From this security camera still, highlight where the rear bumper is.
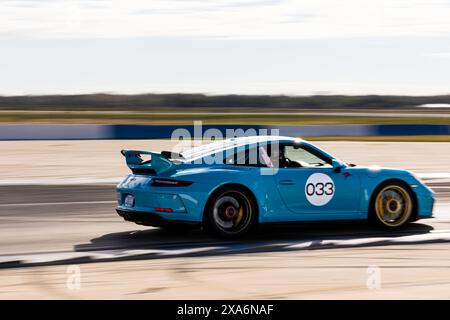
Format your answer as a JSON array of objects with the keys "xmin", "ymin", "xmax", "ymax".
[{"xmin": 116, "ymin": 208, "xmax": 201, "ymax": 227}]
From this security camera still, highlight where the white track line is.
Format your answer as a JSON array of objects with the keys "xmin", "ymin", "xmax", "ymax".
[
  {"xmin": 0, "ymin": 178, "xmax": 122, "ymax": 186},
  {"xmin": 0, "ymin": 200, "xmax": 116, "ymax": 207}
]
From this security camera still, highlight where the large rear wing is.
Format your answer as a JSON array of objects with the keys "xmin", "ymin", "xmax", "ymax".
[{"xmin": 121, "ymin": 150, "xmax": 176, "ymax": 175}]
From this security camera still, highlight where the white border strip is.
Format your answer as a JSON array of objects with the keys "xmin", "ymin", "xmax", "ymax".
[{"xmin": 1, "ymin": 230, "xmax": 450, "ymax": 269}]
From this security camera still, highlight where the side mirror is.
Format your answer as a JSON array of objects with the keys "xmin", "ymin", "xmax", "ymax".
[{"xmin": 332, "ymin": 159, "xmax": 345, "ymax": 173}]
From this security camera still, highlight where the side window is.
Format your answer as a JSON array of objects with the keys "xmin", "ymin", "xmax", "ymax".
[
  {"xmin": 277, "ymin": 144, "xmax": 331, "ymax": 168},
  {"xmin": 221, "ymin": 142, "xmax": 330, "ymax": 168},
  {"xmin": 223, "ymin": 146, "xmax": 267, "ymax": 167}
]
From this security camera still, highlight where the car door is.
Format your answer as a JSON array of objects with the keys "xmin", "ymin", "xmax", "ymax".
[{"xmin": 273, "ymin": 144, "xmax": 361, "ymax": 215}]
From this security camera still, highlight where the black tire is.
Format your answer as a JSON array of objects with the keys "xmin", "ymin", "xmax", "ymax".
[
  {"xmin": 203, "ymin": 185, "xmax": 257, "ymax": 239},
  {"xmin": 369, "ymin": 180, "xmax": 415, "ymax": 229}
]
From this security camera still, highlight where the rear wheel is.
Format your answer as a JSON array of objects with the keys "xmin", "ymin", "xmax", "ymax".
[
  {"xmin": 369, "ymin": 181, "xmax": 414, "ymax": 229},
  {"xmin": 204, "ymin": 186, "xmax": 257, "ymax": 239}
]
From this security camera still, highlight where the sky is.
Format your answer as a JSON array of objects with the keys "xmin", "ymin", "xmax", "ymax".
[{"xmin": 1, "ymin": 0, "xmax": 450, "ymax": 96}]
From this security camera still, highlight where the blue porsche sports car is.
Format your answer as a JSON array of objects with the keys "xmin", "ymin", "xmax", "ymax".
[{"xmin": 116, "ymin": 135, "xmax": 434, "ymax": 238}]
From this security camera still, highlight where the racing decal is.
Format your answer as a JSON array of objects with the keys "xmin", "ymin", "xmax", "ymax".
[{"xmin": 305, "ymin": 173, "xmax": 335, "ymax": 206}]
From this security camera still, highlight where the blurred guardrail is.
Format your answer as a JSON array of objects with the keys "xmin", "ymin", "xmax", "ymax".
[{"xmin": 1, "ymin": 124, "xmax": 450, "ymax": 140}]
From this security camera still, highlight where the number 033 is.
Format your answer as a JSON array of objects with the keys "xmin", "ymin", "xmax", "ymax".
[{"xmin": 306, "ymin": 182, "xmax": 334, "ymax": 196}]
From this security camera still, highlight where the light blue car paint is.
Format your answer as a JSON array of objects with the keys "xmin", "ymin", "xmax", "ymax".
[{"xmin": 116, "ymin": 136, "xmax": 435, "ymax": 224}]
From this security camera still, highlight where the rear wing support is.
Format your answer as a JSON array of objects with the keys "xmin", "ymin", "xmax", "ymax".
[{"xmin": 121, "ymin": 150, "xmax": 175, "ymax": 175}]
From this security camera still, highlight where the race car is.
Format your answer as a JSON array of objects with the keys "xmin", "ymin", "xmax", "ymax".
[{"xmin": 116, "ymin": 135, "xmax": 434, "ymax": 238}]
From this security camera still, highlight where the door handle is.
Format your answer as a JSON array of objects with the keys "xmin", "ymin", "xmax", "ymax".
[{"xmin": 279, "ymin": 180, "xmax": 296, "ymax": 185}]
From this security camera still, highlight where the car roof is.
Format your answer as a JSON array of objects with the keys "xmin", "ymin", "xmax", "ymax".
[{"xmin": 181, "ymin": 135, "xmax": 303, "ymax": 161}]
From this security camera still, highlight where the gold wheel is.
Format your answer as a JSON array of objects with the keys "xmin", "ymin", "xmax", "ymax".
[{"xmin": 375, "ymin": 185, "xmax": 412, "ymax": 227}]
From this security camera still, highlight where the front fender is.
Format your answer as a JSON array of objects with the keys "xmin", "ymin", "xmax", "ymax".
[{"xmin": 358, "ymin": 167, "xmax": 434, "ymax": 219}]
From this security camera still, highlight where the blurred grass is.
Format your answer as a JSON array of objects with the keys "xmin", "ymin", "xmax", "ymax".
[
  {"xmin": 1, "ymin": 111, "xmax": 450, "ymax": 125},
  {"xmin": 2, "ymin": 109, "xmax": 450, "ymax": 141}
]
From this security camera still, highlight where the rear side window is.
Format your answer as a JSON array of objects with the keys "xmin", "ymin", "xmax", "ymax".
[{"xmin": 223, "ymin": 146, "xmax": 268, "ymax": 167}]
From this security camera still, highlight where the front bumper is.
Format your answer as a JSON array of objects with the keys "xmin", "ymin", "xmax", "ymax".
[
  {"xmin": 413, "ymin": 184, "xmax": 435, "ymax": 219},
  {"xmin": 116, "ymin": 208, "xmax": 201, "ymax": 227}
]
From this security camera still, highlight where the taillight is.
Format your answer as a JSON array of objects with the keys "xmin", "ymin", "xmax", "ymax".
[
  {"xmin": 150, "ymin": 178, "xmax": 193, "ymax": 187},
  {"xmin": 155, "ymin": 207, "xmax": 173, "ymax": 213}
]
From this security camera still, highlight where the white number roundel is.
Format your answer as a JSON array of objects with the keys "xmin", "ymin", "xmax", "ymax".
[{"xmin": 305, "ymin": 173, "xmax": 335, "ymax": 206}]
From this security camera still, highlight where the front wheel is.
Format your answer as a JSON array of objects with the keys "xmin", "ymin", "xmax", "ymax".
[
  {"xmin": 369, "ymin": 181, "xmax": 414, "ymax": 229},
  {"xmin": 203, "ymin": 186, "xmax": 257, "ymax": 239}
]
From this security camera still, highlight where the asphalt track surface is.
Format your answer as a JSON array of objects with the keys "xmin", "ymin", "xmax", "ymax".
[
  {"xmin": 3, "ymin": 140, "xmax": 450, "ymax": 298},
  {"xmin": 1, "ymin": 181, "xmax": 450, "ymax": 298}
]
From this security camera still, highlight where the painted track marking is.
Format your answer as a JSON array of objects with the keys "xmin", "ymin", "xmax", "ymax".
[{"xmin": 0, "ymin": 200, "xmax": 116, "ymax": 207}]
